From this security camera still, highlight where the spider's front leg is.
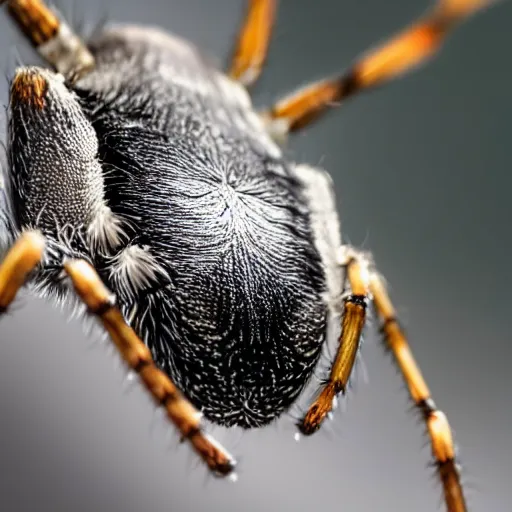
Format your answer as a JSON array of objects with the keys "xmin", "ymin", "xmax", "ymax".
[{"xmin": 0, "ymin": 231, "xmax": 45, "ymax": 316}]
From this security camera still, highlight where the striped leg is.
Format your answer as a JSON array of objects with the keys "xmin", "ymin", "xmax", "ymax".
[
  {"xmin": 229, "ymin": 0, "xmax": 277, "ymax": 87},
  {"xmin": 299, "ymin": 247, "xmax": 466, "ymax": 511},
  {"xmin": 2, "ymin": 0, "xmax": 95, "ymax": 80},
  {"xmin": 370, "ymin": 273, "xmax": 466, "ymax": 512},
  {"xmin": 0, "ymin": 234, "xmax": 235, "ymax": 475},
  {"xmin": 262, "ymin": 0, "xmax": 495, "ymax": 136},
  {"xmin": 0, "ymin": 231, "xmax": 45, "ymax": 316},
  {"xmin": 299, "ymin": 249, "xmax": 370, "ymax": 434},
  {"xmin": 64, "ymin": 259, "xmax": 236, "ymax": 477}
]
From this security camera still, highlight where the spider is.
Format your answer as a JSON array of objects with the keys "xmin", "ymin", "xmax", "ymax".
[{"xmin": 0, "ymin": 1, "xmax": 503, "ymax": 510}]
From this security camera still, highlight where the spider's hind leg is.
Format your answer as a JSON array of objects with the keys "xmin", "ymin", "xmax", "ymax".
[
  {"xmin": 229, "ymin": 0, "xmax": 277, "ymax": 87},
  {"xmin": 0, "ymin": 230, "xmax": 45, "ymax": 316},
  {"xmin": 2, "ymin": 0, "xmax": 95, "ymax": 80}
]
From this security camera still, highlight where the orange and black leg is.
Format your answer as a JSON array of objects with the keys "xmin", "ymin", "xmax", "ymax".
[
  {"xmin": 64, "ymin": 259, "xmax": 236, "ymax": 476},
  {"xmin": 0, "ymin": 234, "xmax": 236, "ymax": 476},
  {"xmin": 263, "ymin": 0, "xmax": 495, "ymax": 136},
  {"xmin": 229, "ymin": 0, "xmax": 277, "ymax": 87},
  {"xmin": 0, "ymin": 231, "xmax": 45, "ymax": 317},
  {"xmin": 2, "ymin": 0, "xmax": 95, "ymax": 79},
  {"xmin": 299, "ymin": 247, "xmax": 467, "ymax": 512},
  {"xmin": 370, "ymin": 272, "xmax": 466, "ymax": 512},
  {"xmin": 299, "ymin": 249, "xmax": 370, "ymax": 434}
]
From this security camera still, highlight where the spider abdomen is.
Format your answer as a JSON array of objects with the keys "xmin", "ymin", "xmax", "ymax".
[
  {"xmin": 71, "ymin": 26, "xmax": 330, "ymax": 427},
  {"xmin": 136, "ymin": 255, "xmax": 327, "ymax": 427}
]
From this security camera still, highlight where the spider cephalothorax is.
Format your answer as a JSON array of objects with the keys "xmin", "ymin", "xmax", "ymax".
[{"xmin": 0, "ymin": 1, "xmax": 500, "ymax": 510}]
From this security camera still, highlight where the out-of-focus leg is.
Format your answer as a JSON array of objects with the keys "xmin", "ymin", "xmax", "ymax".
[
  {"xmin": 229, "ymin": 0, "xmax": 277, "ymax": 87},
  {"xmin": 263, "ymin": 0, "xmax": 496, "ymax": 135},
  {"xmin": 2, "ymin": 0, "xmax": 95, "ymax": 80}
]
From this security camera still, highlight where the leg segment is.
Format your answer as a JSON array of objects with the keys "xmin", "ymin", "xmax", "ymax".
[
  {"xmin": 64, "ymin": 259, "xmax": 236, "ymax": 477},
  {"xmin": 299, "ymin": 246, "xmax": 467, "ymax": 511},
  {"xmin": 0, "ymin": 231, "xmax": 45, "ymax": 315},
  {"xmin": 2, "ymin": 0, "xmax": 95, "ymax": 80},
  {"xmin": 370, "ymin": 273, "xmax": 466, "ymax": 512},
  {"xmin": 299, "ymin": 250, "xmax": 370, "ymax": 435},
  {"xmin": 229, "ymin": 0, "xmax": 277, "ymax": 87},
  {"xmin": 263, "ymin": 0, "xmax": 495, "ymax": 134}
]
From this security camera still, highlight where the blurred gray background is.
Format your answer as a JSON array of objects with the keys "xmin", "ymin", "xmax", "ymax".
[{"xmin": 1, "ymin": 1, "xmax": 511, "ymax": 511}]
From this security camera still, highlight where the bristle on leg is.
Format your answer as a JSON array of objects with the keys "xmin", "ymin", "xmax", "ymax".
[
  {"xmin": 370, "ymin": 272, "xmax": 467, "ymax": 512},
  {"xmin": 299, "ymin": 254, "xmax": 369, "ymax": 435},
  {"xmin": 64, "ymin": 259, "xmax": 236, "ymax": 477}
]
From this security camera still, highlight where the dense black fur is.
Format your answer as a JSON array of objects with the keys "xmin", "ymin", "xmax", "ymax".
[{"xmin": 6, "ymin": 27, "xmax": 329, "ymax": 427}]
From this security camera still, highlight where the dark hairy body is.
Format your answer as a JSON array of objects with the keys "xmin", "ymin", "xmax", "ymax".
[
  {"xmin": 2, "ymin": 1, "xmax": 497, "ymax": 507},
  {"xmin": 7, "ymin": 26, "xmax": 337, "ymax": 428}
]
